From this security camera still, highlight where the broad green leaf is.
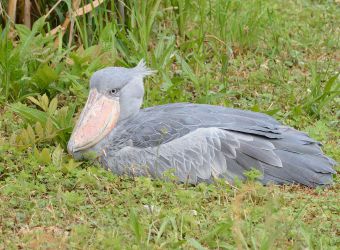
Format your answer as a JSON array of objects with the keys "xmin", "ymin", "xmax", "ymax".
[
  {"xmin": 129, "ymin": 209, "xmax": 143, "ymax": 245},
  {"xmin": 41, "ymin": 94, "xmax": 49, "ymax": 112},
  {"xmin": 45, "ymin": 118, "xmax": 55, "ymax": 138},
  {"xmin": 11, "ymin": 103, "xmax": 48, "ymax": 125},
  {"xmin": 35, "ymin": 122, "xmax": 44, "ymax": 140},
  {"xmin": 177, "ymin": 54, "xmax": 199, "ymax": 85},
  {"xmin": 9, "ymin": 133, "xmax": 17, "ymax": 145},
  {"xmin": 324, "ymin": 73, "xmax": 339, "ymax": 93},
  {"xmin": 33, "ymin": 65, "xmax": 59, "ymax": 90},
  {"xmin": 61, "ymin": 159, "xmax": 82, "ymax": 174},
  {"xmin": 27, "ymin": 96, "xmax": 41, "ymax": 108},
  {"xmin": 20, "ymin": 129, "xmax": 30, "ymax": 145},
  {"xmin": 48, "ymin": 97, "xmax": 58, "ymax": 115},
  {"xmin": 31, "ymin": 16, "xmax": 46, "ymax": 33},
  {"xmin": 15, "ymin": 24, "xmax": 31, "ymax": 41},
  {"xmin": 52, "ymin": 145, "xmax": 63, "ymax": 167},
  {"xmin": 26, "ymin": 125, "xmax": 36, "ymax": 144},
  {"xmin": 34, "ymin": 147, "xmax": 40, "ymax": 160},
  {"xmin": 40, "ymin": 148, "xmax": 51, "ymax": 164}
]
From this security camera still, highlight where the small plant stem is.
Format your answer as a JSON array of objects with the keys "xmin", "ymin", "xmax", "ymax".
[
  {"xmin": 24, "ymin": 0, "xmax": 31, "ymax": 28},
  {"xmin": 7, "ymin": 0, "xmax": 18, "ymax": 23}
]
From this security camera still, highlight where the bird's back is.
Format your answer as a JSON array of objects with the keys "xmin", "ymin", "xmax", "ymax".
[{"xmin": 103, "ymin": 103, "xmax": 336, "ymax": 187}]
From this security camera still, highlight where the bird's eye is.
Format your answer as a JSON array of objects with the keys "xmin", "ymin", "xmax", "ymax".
[{"xmin": 110, "ymin": 89, "xmax": 118, "ymax": 95}]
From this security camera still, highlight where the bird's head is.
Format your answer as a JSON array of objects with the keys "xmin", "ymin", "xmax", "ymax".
[{"xmin": 67, "ymin": 60, "xmax": 154, "ymax": 155}]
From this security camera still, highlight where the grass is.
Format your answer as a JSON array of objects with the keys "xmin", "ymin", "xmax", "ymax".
[{"xmin": 0, "ymin": 0, "xmax": 339, "ymax": 248}]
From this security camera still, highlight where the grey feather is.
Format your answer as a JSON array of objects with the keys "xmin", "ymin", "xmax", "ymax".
[{"xmin": 83, "ymin": 103, "xmax": 336, "ymax": 187}]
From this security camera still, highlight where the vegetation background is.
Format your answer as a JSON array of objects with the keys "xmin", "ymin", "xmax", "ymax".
[{"xmin": 0, "ymin": 0, "xmax": 339, "ymax": 249}]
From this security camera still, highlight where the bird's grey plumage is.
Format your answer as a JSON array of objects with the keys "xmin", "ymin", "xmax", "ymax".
[
  {"xmin": 97, "ymin": 103, "xmax": 336, "ymax": 187},
  {"xmin": 68, "ymin": 62, "xmax": 336, "ymax": 187}
]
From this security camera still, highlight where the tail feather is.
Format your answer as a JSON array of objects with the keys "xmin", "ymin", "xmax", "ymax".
[
  {"xmin": 276, "ymin": 150, "xmax": 336, "ymax": 174},
  {"xmin": 260, "ymin": 160, "xmax": 333, "ymax": 187},
  {"xmin": 271, "ymin": 139, "xmax": 322, "ymax": 155},
  {"xmin": 223, "ymin": 128, "xmax": 337, "ymax": 187}
]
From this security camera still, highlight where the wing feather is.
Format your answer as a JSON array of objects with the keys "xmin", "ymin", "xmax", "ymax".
[{"xmin": 103, "ymin": 103, "xmax": 336, "ymax": 186}]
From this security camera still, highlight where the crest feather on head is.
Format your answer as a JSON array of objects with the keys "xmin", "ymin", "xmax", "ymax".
[{"xmin": 133, "ymin": 59, "xmax": 156, "ymax": 77}]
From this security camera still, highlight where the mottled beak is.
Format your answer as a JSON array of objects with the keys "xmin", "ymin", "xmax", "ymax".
[{"xmin": 68, "ymin": 88, "xmax": 120, "ymax": 154}]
